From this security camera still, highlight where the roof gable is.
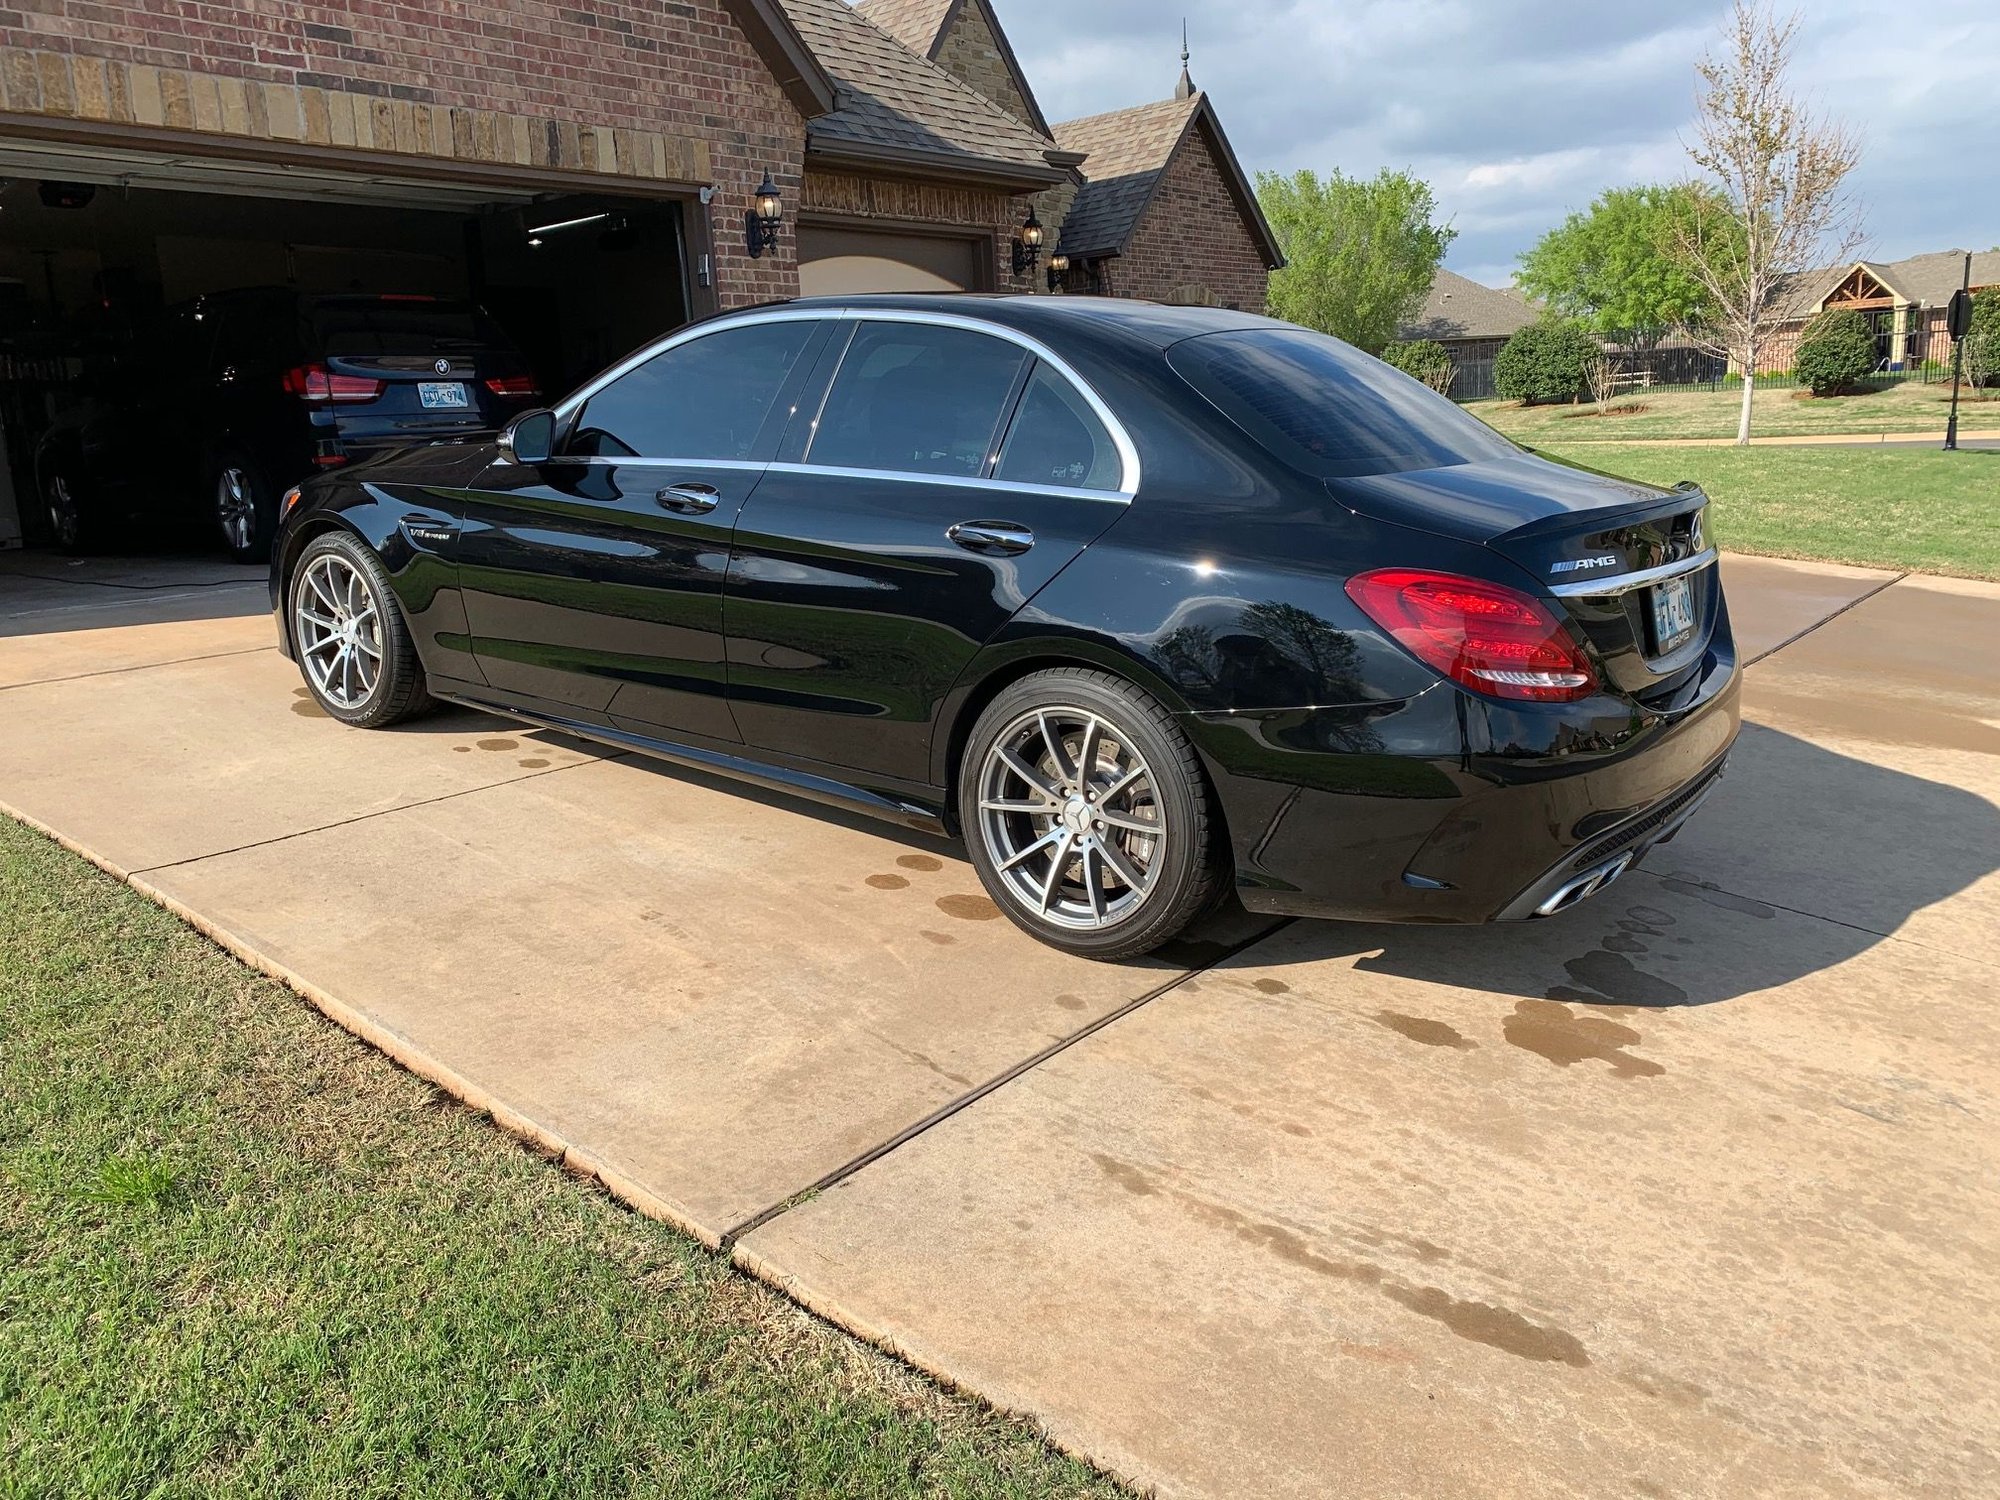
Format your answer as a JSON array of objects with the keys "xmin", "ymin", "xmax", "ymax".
[
  {"xmin": 854, "ymin": 0, "xmax": 1052, "ymax": 137},
  {"xmin": 779, "ymin": 0, "xmax": 1063, "ymax": 187},
  {"xmin": 1053, "ymin": 92, "xmax": 1282, "ymax": 269},
  {"xmin": 1400, "ymin": 270, "xmax": 1541, "ymax": 342},
  {"xmin": 724, "ymin": 0, "xmax": 838, "ymax": 118}
]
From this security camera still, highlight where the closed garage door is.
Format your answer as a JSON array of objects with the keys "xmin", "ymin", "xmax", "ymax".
[{"xmin": 797, "ymin": 225, "xmax": 988, "ymax": 296}]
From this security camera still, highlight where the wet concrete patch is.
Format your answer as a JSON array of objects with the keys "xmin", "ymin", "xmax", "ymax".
[
  {"xmin": 1503, "ymin": 999, "xmax": 1665, "ymax": 1078},
  {"xmin": 1373, "ymin": 1011, "xmax": 1476, "ymax": 1050},
  {"xmin": 935, "ymin": 893, "xmax": 1002, "ymax": 921}
]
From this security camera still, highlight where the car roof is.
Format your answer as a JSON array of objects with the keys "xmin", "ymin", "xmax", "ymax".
[{"xmin": 774, "ymin": 293, "xmax": 1280, "ymax": 350}]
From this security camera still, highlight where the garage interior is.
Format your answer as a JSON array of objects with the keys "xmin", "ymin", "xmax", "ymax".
[{"xmin": 0, "ymin": 137, "xmax": 693, "ymax": 551}]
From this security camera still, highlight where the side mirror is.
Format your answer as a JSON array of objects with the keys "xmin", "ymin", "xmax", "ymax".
[{"xmin": 498, "ymin": 409, "xmax": 557, "ymax": 465}]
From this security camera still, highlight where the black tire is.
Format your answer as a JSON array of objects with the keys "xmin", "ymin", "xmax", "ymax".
[
  {"xmin": 211, "ymin": 450, "xmax": 278, "ymax": 564},
  {"xmin": 289, "ymin": 530, "xmax": 434, "ymax": 729},
  {"xmin": 40, "ymin": 460, "xmax": 98, "ymax": 554},
  {"xmin": 958, "ymin": 667, "xmax": 1223, "ymax": 960}
]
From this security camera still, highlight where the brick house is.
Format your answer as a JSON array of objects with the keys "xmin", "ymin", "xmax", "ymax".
[
  {"xmin": 1399, "ymin": 270, "xmax": 1542, "ymax": 400},
  {"xmin": 1757, "ymin": 248, "xmax": 2000, "ymax": 375}
]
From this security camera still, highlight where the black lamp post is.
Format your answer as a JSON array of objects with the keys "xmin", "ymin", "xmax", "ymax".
[
  {"xmin": 745, "ymin": 171, "xmax": 783, "ymax": 258},
  {"xmin": 1011, "ymin": 206, "xmax": 1044, "ymax": 277}
]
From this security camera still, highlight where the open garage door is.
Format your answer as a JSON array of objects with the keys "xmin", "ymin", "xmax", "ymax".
[
  {"xmin": 0, "ymin": 137, "xmax": 692, "ymax": 554},
  {"xmin": 798, "ymin": 225, "xmax": 989, "ymax": 296}
]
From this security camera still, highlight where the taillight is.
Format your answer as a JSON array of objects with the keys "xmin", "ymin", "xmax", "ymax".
[
  {"xmin": 282, "ymin": 364, "xmax": 384, "ymax": 403},
  {"xmin": 484, "ymin": 375, "xmax": 541, "ymax": 398},
  {"xmin": 1345, "ymin": 568, "xmax": 1598, "ymax": 703}
]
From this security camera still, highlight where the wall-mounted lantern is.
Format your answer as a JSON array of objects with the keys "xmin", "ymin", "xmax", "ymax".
[
  {"xmin": 746, "ymin": 171, "xmax": 783, "ymax": 258},
  {"xmin": 1046, "ymin": 250, "xmax": 1070, "ymax": 294},
  {"xmin": 1011, "ymin": 206, "xmax": 1044, "ymax": 277}
]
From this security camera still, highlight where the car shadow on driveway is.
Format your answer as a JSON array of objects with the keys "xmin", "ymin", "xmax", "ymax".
[{"xmin": 1218, "ymin": 722, "xmax": 2000, "ymax": 1008}]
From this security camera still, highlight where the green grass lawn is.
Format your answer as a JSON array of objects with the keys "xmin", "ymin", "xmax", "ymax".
[
  {"xmin": 1537, "ymin": 444, "xmax": 2000, "ymax": 580},
  {"xmin": 0, "ymin": 818, "xmax": 1120, "ymax": 1500},
  {"xmin": 1468, "ymin": 380, "xmax": 1997, "ymax": 443}
]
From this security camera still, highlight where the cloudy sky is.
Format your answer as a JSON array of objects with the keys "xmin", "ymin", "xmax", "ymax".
[{"xmin": 991, "ymin": 0, "xmax": 2000, "ymax": 287}]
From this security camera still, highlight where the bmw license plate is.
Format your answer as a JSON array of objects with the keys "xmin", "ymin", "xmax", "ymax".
[
  {"xmin": 417, "ymin": 381, "xmax": 469, "ymax": 409},
  {"xmin": 1650, "ymin": 574, "xmax": 1696, "ymax": 653}
]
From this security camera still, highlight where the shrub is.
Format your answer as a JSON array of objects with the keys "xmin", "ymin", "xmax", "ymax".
[
  {"xmin": 1964, "ymin": 286, "xmax": 1999, "ymax": 391},
  {"xmin": 1794, "ymin": 308, "xmax": 1877, "ymax": 395},
  {"xmin": 1493, "ymin": 318, "xmax": 1601, "ymax": 404},
  {"xmin": 1380, "ymin": 339, "xmax": 1455, "ymax": 394}
]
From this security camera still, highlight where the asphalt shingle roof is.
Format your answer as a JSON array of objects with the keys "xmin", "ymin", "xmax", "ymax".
[
  {"xmin": 1401, "ymin": 269, "xmax": 1542, "ymax": 342},
  {"xmin": 1795, "ymin": 248, "xmax": 2000, "ymax": 311},
  {"xmin": 779, "ymin": 0, "xmax": 1058, "ymax": 181},
  {"xmin": 1050, "ymin": 94, "xmax": 1202, "ymax": 259}
]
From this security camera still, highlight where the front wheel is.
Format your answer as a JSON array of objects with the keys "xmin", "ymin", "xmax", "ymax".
[
  {"xmin": 959, "ymin": 668, "xmax": 1223, "ymax": 960},
  {"xmin": 290, "ymin": 531, "xmax": 433, "ymax": 728}
]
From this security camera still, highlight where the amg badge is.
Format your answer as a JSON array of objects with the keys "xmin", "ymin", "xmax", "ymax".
[{"xmin": 1549, "ymin": 555, "xmax": 1620, "ymax": 574}]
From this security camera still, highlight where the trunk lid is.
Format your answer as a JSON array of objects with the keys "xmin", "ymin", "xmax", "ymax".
[{"xmin": 1330, "ymin": 451, "xmax": 1719, "ymax": 701}]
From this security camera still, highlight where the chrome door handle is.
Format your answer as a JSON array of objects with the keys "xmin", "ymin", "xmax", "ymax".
[
  {"xmin": 655, "ymin": 482, "xmax": 721, "ymax": 515},
  {"xmin": 947, "ymin": 520, "xmax": 1034, "ymax": 556}
]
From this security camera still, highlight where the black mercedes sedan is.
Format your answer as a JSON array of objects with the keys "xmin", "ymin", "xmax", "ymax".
[{"xmin": 270, "ymin": 295, "xmax": 1739, "ymax": 959}]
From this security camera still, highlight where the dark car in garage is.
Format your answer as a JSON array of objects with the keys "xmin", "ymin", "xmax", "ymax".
[
  {"xmin": 269, "ymin": 295, "xmax": 1739, "ymax": 959},
  {"xmin": 35, "ymin": 288, "xmax": 542, "ymax": 562}
]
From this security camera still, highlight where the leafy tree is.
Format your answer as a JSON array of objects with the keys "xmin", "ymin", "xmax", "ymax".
[
  {"xmin": 1667, "ymin": 2, "xmax": 1863, "ymax": 442},
  {"xmin": 1257, "ymin": 168, "xmax": 1454, "ymax": 353},
  {"xmin": 1380, "ymin": 339, "xmax": 1455, "ymax": 393},
  {"xmin": 1516, "ymin": 185, "xmax": 1721, "ymax": 346},
  {"xmin": 1494, "ymin": 318, "xmax": 1601, "ymax": 404},
  {"xmin": 1793, "ymin": 308, "xmax": 1875, "ymax": 395}
]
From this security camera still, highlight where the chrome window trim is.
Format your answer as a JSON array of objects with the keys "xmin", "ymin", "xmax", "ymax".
[
  {"xmin": 516, "ymin": 454, "xmax": 1128, "ymax": 503},
  {"xmin": 552, "ymin": 304, "xmax": 1140, "ymax": 501},
  {"xmin": 1547, "ymin": 547, "xmax": 1719, "ymax": 599}
]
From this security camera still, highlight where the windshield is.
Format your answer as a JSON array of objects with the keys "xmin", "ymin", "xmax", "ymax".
[
  {"xmin": 1167, "ymin": 327, "xmax": 1520, "ymax": 478},
  {"xmin": 309, "ymin": 298, "xmax": 515, "ymax": 357}
]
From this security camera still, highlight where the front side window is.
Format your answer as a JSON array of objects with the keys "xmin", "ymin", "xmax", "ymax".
[
  {"xmin": 1169, "ymin": 327, "xmax": 1520, "ymax": 478},
  {"xmin": 808, "ymin": 322, "xmax": 1027, "ymax": 478},
  {"xmin": 995, "ymin": 362, "xmax": 1123, "ymax": 491},
  {"xmin": 568, "ymin": 320, "xmax": 818, "ymax": 461}
]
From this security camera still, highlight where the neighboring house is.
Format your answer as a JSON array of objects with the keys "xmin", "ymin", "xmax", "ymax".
[
  {"xmin": 1763, "ymin": 248, "xmax": 2000, "ymax": 374},
  {"xmin": 1399, "ymin": 271, "xmax": 1542, "ymax": 399}
]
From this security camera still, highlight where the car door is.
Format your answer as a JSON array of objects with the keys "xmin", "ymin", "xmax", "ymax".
[
  {"xmin": 725, "ymin": 316, "xmax": 1134, "ymax": 786},
  {"xmin": 454, "ymin": 316, "xmax": 831, "ymax": 743}
]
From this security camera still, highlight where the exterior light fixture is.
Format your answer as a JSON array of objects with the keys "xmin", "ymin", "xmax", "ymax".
[
  {"xmin": 746, "ymin": 171, "xmax": 783, "ymax": 258},
  {"xmin": 1012, "ymin": 206, "xmax": 1044, "ymax": 277},
  {"xmin": 1047, "ymin": 249, "xmax": 1070, "ymax": 293}
]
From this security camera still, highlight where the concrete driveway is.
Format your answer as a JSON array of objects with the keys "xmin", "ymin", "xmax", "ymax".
[{"xmin": 4, "ymin": 547, "xmax": 1996, "ymax": 1498}]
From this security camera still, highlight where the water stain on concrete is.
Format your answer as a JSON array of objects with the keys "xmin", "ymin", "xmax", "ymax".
[
  {"xmin": 1253, "ymin": 978, "xmax": 1290, "ymax": 995},
  {"xmin": 518, "ymin": 758, "xmax": 550, "ymax": 769},
  {"xmin": 476, "ymin": 738, "xmax": 518, "ymax": 751},
  {"xmin": 1374, "ymin": 1011, "xmax": 1477, "ymax": 1050},
  {"xmin": 1054, "ymin": 993, "xmax": 1087, "ymax": 1011},
  {"xmin": 935, "ymin": 893, "xmax": 1002, "ymax": 921},
  {"xmin": 1563, "ymin": 950, "xmax": 1689, "ymax": 1007},
  {"xmin": 896, "ymin": 853, "xmax": 945, "ymax": 872},
  {"xmin": 867, "ymin": 1032, "xmax": 971, "ymax": 1088},
  {"xmin": 1662, "ymin": 877, "xmax": 1777, "ymax": 919},
  {"xmin": 1095, "ymin": 1162, "xmax": 1593, "ymax": 1368},
  {"xmin": 1505, "ymin": 999, "xmax": 1665, "ymax": 1078},
  {"xmin": 918, "ymin": 929, "xmax": 956, "ymax": 946},
  {"xmin": 866, "ymin": 873, "xmax": 910, "ymax": 891},
  {"xmin": 289, "ymin": 699, "xmax": 327, "ymax": 718},
  {"xmin": 1603, "ymin": 934, "xmax": 1647, "ymax": 954}
]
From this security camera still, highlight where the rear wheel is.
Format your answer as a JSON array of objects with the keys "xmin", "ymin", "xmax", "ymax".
[
  {"xmin": 290, "ymin": 531, "xmax": 433, "ymax": 728},
  {"xmin": 42, "ymin": 464, "xmax": 97, "ymax": 554},
  {"xmin": 959, "ymin": 668, "xmax": 1222, "ymax": 960},
  {"xmin": 213, "ymin": 451, "xmax": 277, "ymax": 563}
]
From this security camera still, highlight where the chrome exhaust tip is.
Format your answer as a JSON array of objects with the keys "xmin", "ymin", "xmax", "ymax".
[{"xmin": 1534, "ymin": 852, "xmax": 1635, "ymax": 918}]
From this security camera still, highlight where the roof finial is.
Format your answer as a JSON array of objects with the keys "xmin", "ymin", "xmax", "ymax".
[{"xmin": 1175, "ymin": 19, "xmax": 1195, "ymax": 99}]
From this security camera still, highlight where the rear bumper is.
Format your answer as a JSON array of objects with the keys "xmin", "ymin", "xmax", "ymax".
[{"xmin": 1200, "ymin": 649, "xmax": 1741, "ymax": 924}]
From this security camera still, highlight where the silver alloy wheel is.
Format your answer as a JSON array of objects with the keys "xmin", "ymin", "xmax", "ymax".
[
  {"xmin": 294, "ymin": 554, "xmax": 384, "ymax": 710},
  {"xmin": 216, "ymin": 466, "xmax": 256, "ymax": 552},
  {"xmin": 976, "ymin": 706, "xmax": 1164, "ymax": 930},
  {"xmin": 47, "ymin": 474, "xmax": 79, "ymax": 548}
]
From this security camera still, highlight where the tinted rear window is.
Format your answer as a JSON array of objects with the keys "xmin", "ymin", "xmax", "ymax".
[
  {"xmin": 309, "ymin": 299, "xmax": 514, "ymax": 357},
  {"xmin": 1167, "ymin": 328, "xmax": 1518, "ymax": 478}
]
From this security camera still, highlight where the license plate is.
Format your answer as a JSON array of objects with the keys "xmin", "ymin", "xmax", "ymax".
[
  {"xmin": 417, "ymin": 381, "xmax": 469, "ymax": 409},
  {"xmin": 1651, "ymin": 575, "xmax": 1696, "ymax": 653}
]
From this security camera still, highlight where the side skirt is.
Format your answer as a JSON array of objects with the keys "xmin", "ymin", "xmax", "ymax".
[{"xmin": 430, "ymin": 688, "xmax": 950, "ymax": 837}]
